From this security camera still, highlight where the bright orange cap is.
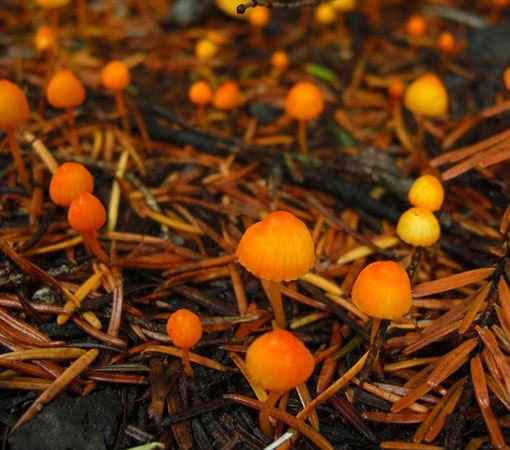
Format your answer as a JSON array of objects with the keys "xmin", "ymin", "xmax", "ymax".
[
  {"xmin": 49, "ymin": 162, "xmax": 94, "ymax": 206},
  {"xmin": 245, "ymin": 329, "xmax": 315, "ymax": 392},
  {"xmin": 285, "ymin": 81, "xmax": 324, "ymax": 121},
  {"xmin": 195, "ymin": 38, "xmax": 218, "ymax": 61},
  {"xmin": 405, "ymin": 15, "xmax": 427, "ymax": 37},
  {"xmin": 271, "ymin": 50, "xmax": 289, "ymax": 71},
  {"xmin": 408, "ymin": 174, "xmax": 444, "ymax": 211},
  {"xmin": 212, "ymin": 81, "xmax": 241, "ymax": 110},
  {"xmin": 101, "ymin": 61, "xmax": 130, "ymax": 92},
  {"xmin": 351, "ymin": 260, "xmax": 412, "ymax": 320},
  {"xmin": 34, "ymin": 25, "xmax": 57, "ymax": 52},
  {"xmin": 314, "ymin": 3, "xmax": 337, "ymax": 25},
  {"xmin": 46, "ymin": 70, "xmax": 86, "ymax": 109},
  {"xmin": 236, "ymin": 210, "xmax": 315, "ymax": 282},
  {"xmin": 35, "ymin": 0, "xmax": 71, "ymax": 8},
  {"xmin": 331, "ymin": 0, "xmax": 356, "ymax": 11},
  {"xmin": 396, "ymin": 207, "xmax": 441, "ymax": 247},
  {"xmin": 437, "ymin": 32, "xmax": 455, "ymax": 54},
  {"xmin": 166, "ymin": 309, "xmax": 203, "ymax": 350},
  {"xmin": 503, "ymin": 67, "xmax": 510, "ymax": 91},
  {"xmin": 403, "ymin": 73, "xmax": 448, "ymax": 117},
  {"xmin": 247, "ymin": 6, "xmax": 270, "ymax": 27},
  {"xmin": 188, "ymin": 80, "xmax": 213, "ymax": 105},
  {"xmin": 0, "ymin": 80, "xmax": 30, "ymax": 128},
  {"xmin": 68, "ymin": 192, "xmax": 106, "ymax": 233}
]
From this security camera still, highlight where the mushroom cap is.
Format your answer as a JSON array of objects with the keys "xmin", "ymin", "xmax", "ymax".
[
  {"xmin": 101, "ymin": 61, "xmax": 130, "ymax": 92},
  {"xmin": 396, "ymin": 207, "xmax": 441, "ymax": 247},
  {"xmin": 330, "ymin": 0, "xmax": 356, "ymax": 12},
  {"xmin": 351, "ymin": 260, "xmax": 412, "ymax": 320},
  {"xmin": 35, "ymin": 0, "xmax": 71, "ymax": 8},
  {"xmin": 271, "ymin": 50, "xmax": 289, "ymax": 71},
  {"xmin": 503, "ymin": 67, "xmax": 510, "ymax": 91},
  {"xmin": 34, "ymin": 25, "xmax": 57, "ymax": 52},
  {"xmin": 436, "ymin": 32, "xmax": 455, "ymax": 54},
  {"xmin": 408, "ymin": 174, "xmax": 444, "ymax": 211},
  {"xmin": 0, "ymin": 80, "xmax": 30, "ymax": 128},
  {"xmin": 405, "ymin": 15, "xmax": 427, "ymax": 37},
  {"xmin": 166, "ymin": 309, "xmax": 203, "ymax": 350},
  {"xmin": 188, "ymin": 80, "xmax": 213, "ymax": 105},
  {"xmin": 49, "ymin": 162, "xmax": 94, "ymax": 207},
  {"xmin": 403, "ymin": 73, "xmax": 448, "ymax": 117},
  {"xmin": 214, "ymin": 0, "xmax": 246, "ymax": 19},
  {"xmin": 68, "ymin": 192, "xmax": 106, "ymax": 233},
  {"xmin": 285, "ymin": 81, "xmax": 324, "ymax": 121},
  {"xmin": 212, "ymin": 81, "xmax": 241, "ymax": 110},
  {"xmin": 314, "ymin": 3, "xmax": 337, "ymax": 25},
  {"xmin": 247, "ymin": 6, "xmax": 271, "ymax": 28},
  {"xmin": 194, "ymin": 38, "xmax": 218, "ymax": 61},
  {"xmin": 46, "ymin": 70, "xmax": 86, "ymax": 109},
  {"xmin": 236, "ymin": 210, "xmax": 315, "ymax": 282},
  {"xmin": 245, "ymin": 329, "xmax": 315, "ymax": 392}
]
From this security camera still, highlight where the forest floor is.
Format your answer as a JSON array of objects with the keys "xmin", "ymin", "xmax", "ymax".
[{"xmin": 0, "ymin": 1, "xmax": 510, "ymax": 449}]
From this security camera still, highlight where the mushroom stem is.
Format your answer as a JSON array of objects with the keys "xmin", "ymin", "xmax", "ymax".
[
  {"xmin": 196, "ymin": 104, "xmax": 207, "ymax": 129},
  {"xmin": 297, "ymin": 119, "xmax": 309, "ymax": 155},
  {"xmin": 266, "ymin": 279, "xmax": 286, "ymax": 329},
  {"xmin": 406, "ymin": 246, "xmax": 424, "ymax": 283},
  {"xmin": 181, "ymin": 348, "xmax": 194, "ymax": 377},
  {"xmin": 65, "ymin": 107, "xmax": 81, "ymax": 155},
  {"xmin": 114, "ymin": 90, "xmax": 129, "ymax": 133},
  {"xmin": 80, "ymin": 230, "xmax": 110, "ymax": 263},
  {"xmin": 259, "ymin": 390, "xmax": 282, "ymax": 438},
  {"xmin": 6, "ymin": 125, "xmax": 31, "ymax": 193}
]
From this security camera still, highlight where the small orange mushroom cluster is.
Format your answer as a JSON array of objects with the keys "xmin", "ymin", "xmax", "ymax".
[
  {"xmin": 396, "ymin": 174, "xmax": 443, "ymax": 247},
  {"xmin": 49, "ymin": 162, "xmax": 109, "ymax": 263}
]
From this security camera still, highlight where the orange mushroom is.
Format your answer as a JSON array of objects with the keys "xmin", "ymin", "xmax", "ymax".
[
  {"xmin": 351, "ymin": 260, "xmax": 412, "ymax": 322},
  {"xmin": 188, "ymin": 80, "xmax": 213, "ymax": 128},
  {"xmin": 245, "ymin": 329, "xmax": 315, "ymax": 437},
  {"xmin": 166, "ymin": 308, "xmax": 203, "ymax": 376},
  {"xmin": 396, "ymin": 206, "xmax": 441, "ymax": 247},
  {"xmin": 270, "ymin": 50, "xmax": 289, "ymax": 79},
  {"xmin": 247, "ymin": 7, "xmax": 270, "ymax": 45},
  {"xmin": 405, "ymin": 15, "xmax": 427, "ymax": 53},
  {"xmin": 49, "ymin": 162, "xmax": 94, "ymax": 207},
  {"xmin": 67, "ymin": 192, "xmax": 109, "ymax": 263},
  {"xmin": 351, "ymin": 260, "xmax": 412, "ymax": 372},
  {"xmin": 403, "ymin": 73, "xmax": 448, "ymax": 148},
  {"xmin": 408, "ymin": 174, "xmax": 444, "ymax": 212},
  {"xmin": 46, "ymin": 70, "xmax": 86, "ymax": 155},
  {"xmin": 285, "ymin": 81, "xmax": 324, "ymax": 155},
  {"xmin": 34, "ymin": 25, "xmax": 57, "ymax": 53},
  {"xmin": 212, "ymin": 80, "xmax": 241, "ymax": 112},
  {"xmin": 101, "ymin": 60, "xmax": 131, "ymax": 132},
  {"xmin": 235, "ymin": 210, "xmax": 315, "ymax": 328},
  {"xmin": 0, "ymin": 80, "xmax": 31, "ymax": 193}
]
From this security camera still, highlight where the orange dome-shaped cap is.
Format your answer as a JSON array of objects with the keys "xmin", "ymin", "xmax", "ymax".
[
  {"xmin": 49, "ymin": 162, "xmax": 94, "ymax": 207},
  {"xmin": 212, "ymin": 80, "xmax": 241, "ymax": 110},
  {"xmin": 331, "ymin": 0, "xmax": 356, "ymax": 12},
  {"xmin": 397, "ymin": 207, "xmax": 441, "ymax": 247},
  {"xmin": 34, "ymin": 25, "xmax": 57, "ymax": 52},
  {"xmin": 188, "ymin": 80, "xmax": 213, "ymax": 105},
  {"xmin": 408, "ymin": 174, "xmax": 444, "ymax": 211},
  {"xmin": 68, "ymin": 192, "xmax": 106, "ymax": 233},
  {"xmin": 166, "ymin": 309, "xmax": 203, "ymax": 350},
  {"xmin": 403, "ymin": 73, "xmax": 448, "ymax": 117},
  {"xmin": 236, "ymin": 210, "xmax": 315, "ymax": 282},
  {"xmin": 245, "ymin": 329, "xmax": 315, "ymax": 392},
  {"xmin": 351, "ymin": 260, "xmax": 412, "ymax": 320},
  {"xmin": 405, "ymin": 15, "xmax": 427, "ymax": 37},
  {"xmin": 101, "ymin": 61, "xmax": 130, "ymax": 92},
  {"xmin": 0, "ymin": 80, "xmax": 30, "ymax": 128},
  {"xmin": 247, "ymin": 6, "xmax": 270, "ymax": 27},
  {"xmin": 35, "ymin": 0, "xmax": 71, "ymax": 8},
  {"xmin": 285, "ymin": 81, "xmax": 324, "ymax": 121},
  {"xmin": 46, "ymin": 70, "xmax": 86, "ymax": 109}
]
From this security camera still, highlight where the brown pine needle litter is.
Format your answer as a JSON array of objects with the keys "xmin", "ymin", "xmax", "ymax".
[{"xmin": 1, "ymin": 1, "xmax": 510, "ymax": 449}]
